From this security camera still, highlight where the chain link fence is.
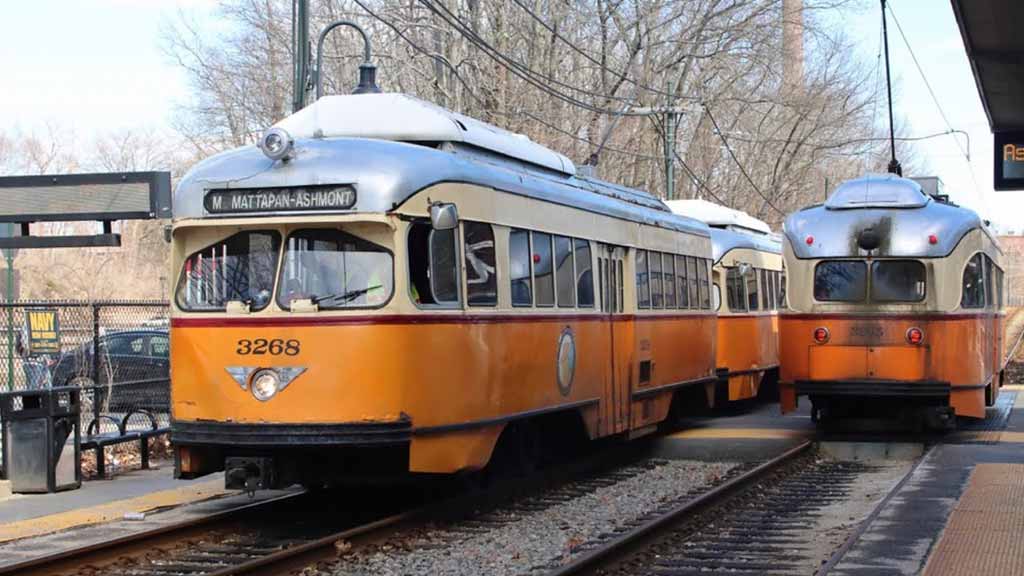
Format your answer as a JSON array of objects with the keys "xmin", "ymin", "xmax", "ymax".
[{"xmin": 0, "ymin": 301, "xmax": 169, "ymax": 476}]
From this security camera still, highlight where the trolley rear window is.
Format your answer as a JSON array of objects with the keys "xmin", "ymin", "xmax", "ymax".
[
  {"xmin": 871, "ymin": 260, "xmax": 925, "ymax": 302},
  {"xmin": 814, "ymin": 261, "xmax": 867, "ymax": 302}
]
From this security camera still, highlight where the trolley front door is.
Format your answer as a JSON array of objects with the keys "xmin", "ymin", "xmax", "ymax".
[{"xmin": 599, "ymin": 245, "xmax": 629, "ymax": 434}]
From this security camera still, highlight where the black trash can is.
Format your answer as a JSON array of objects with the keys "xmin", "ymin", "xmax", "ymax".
[{"xmin": 0, "ymin": 388, "xmax": 81, "ymax": 493}]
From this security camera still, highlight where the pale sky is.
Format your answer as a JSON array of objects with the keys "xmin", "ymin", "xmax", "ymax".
[{"xmin": 0, "ymin": 0, "xmax": 1021, "ymax": 232}]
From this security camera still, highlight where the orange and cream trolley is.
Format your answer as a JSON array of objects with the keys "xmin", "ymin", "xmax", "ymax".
[
  {"xmin": 667, "ymin": 200, "xmax": 783, "ymax": 405},
  {"xmin": 169, "ymin": 94, "xmax": 717, "ymax": 490},
  {"xmin": 779, "ymin": 174, "xmax": 1005, "ymax": 426}
]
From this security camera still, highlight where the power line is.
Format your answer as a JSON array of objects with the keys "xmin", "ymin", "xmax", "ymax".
[
  {"xmin": 350, "ymin": 0, "xmax": 663, "ymax": 165},
  {"xmin": 886, "ymin": 1, "xmax": 980, "ymax": 190},
  {"xmin": 703, "ymin": 104, "xmax": 785, "ymax": 216},
  {"xmin": 507, "ymin": 0, "xmax": 690, "ymax": 103},
  {"xmin": 418, "ymin": 0, "xmax": 638, "ymax": 115}
]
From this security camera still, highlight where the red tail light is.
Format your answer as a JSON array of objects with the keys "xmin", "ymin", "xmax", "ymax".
[
  {"xmin": 906, "ymin": 327, "xmax": 924, "ymax": 345},
  {"xmin": 805, "ymin": 235, "xmax": 814, "ymax": 245},
  {"xmin": 813, "ymin": 327, "xmax": 830, "ymax": 344}
]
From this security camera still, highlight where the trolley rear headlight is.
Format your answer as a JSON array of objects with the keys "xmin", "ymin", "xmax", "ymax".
[
  {"xmin": 251, "ymin": 369, "xmax": 282, "ymax": 401},
  {"xmin": 906, "ymin": 327, "xmax": 924, "ymax": 345},
  {"xmin": 813, "ymin": 327, "xmax": 830, "ymax": 344}
]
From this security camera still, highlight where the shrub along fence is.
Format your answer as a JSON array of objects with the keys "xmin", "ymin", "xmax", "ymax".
[{"xmin": 0, "ymin": 301, "xmax": 170, "ymax": 478}]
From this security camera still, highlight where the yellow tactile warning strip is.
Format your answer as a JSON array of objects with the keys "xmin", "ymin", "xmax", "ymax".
[
  {"xmin": 0, "ymin": 478, "xmax": 227, "ymax": 543},
  {"xmin": 923, "ymin": 464, "xmax": 1024, "ymax": 575},
  {"xmin": 668, "ymin": 427, "xmax": 811, "ymax": 440}
]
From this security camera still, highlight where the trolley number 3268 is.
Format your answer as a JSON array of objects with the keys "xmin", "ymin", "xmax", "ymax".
[{"xmin": 236, "ymin": 338, "xmax": 300, "ymax": 356}]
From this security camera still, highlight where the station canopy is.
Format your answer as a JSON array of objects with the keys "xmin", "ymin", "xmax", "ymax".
[
  {"xmin": 952, "ymin": 0, "xmax": 1024, "ymax": 190},
  {"xmin": 952, "ymin": 0, "xmax": 1024, "ymax": 132}
]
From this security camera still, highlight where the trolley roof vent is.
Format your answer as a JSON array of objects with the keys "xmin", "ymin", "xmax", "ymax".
[
  {"xmin": 825, "ymin": 174, "xmax": 930, "ymax": 210},
  {"xmin": 664, "ymin": 199, "xmax": 773, "ymax": 235},
  {"xmin": 271, "ymin": 93, "xmax": 576, "ymax": 176}
]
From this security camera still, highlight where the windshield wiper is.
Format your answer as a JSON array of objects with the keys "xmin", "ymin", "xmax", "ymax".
[{"xmin": 311, "ymin": 284, "xmax": 384, "ymax": 305}]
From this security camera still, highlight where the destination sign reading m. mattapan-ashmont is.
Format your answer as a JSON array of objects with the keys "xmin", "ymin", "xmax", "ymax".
[{"xmin": 204, "ymin": 185, "xmax": 357, "ymax": 214}]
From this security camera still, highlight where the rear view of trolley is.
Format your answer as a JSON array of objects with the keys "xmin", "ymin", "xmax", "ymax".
[{"xmin": 779, "ymin": 174, "xmax": 1005, "ymax": 426}]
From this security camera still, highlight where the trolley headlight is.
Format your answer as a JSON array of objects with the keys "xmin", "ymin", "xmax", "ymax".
[
  {"xmin": 251, "ymin": 369, "xmax": 282, "ymax": 402},
  {"xmin": 906, "ymin": 327, "xmax": 924, "ymax": 345},
  {"xmin": 258, "ymin": 127, "xmax": 294, "ymax": 162}
]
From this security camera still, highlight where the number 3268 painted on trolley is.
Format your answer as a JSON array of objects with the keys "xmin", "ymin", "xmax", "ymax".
[{"xmin": 236, "ymin": 339, "xmax": 300, "ymax": 356}]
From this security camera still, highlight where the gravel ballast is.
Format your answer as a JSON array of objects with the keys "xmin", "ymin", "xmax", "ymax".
[{"xmin": 328, "ymin": 460, "xmax": 736, "ymax": 576}]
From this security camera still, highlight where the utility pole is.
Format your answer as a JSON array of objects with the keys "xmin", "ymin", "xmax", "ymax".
[{"xmin": 292, "ymin": 0, "xmax": 310, "ymax": 113}]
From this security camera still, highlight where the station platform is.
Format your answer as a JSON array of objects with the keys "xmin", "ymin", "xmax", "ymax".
[
  {"xmin": 827, "ymin": 385, "xmax": 1024, "ymax": 576},
  {"xmin": 651, "ymin": 397, "xmax": 815, "ymax": 461}
]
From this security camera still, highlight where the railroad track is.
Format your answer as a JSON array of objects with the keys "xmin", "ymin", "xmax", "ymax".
[
  {"xmin": 0, "ymin": 485, "xmax": 417, "ymax": 576},
  {"xmin": 543, "ymin": 442, "xmax": 929, "ymax": 576},
  {"xmin": 1, "ymin": 440, "xmax": 666, "ymax": 576},
  {"xmin": 6, "ymin": 436, "xmax": 933, "ymax": 576}
]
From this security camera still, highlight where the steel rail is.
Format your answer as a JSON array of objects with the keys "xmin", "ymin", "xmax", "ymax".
[
  {"xmin": 0, "ymin": 490, "xmax": 305, "ymax": 576},
  {"xmin": 543, "ymin": 439, "xmax": 814, "ymax": 576}
]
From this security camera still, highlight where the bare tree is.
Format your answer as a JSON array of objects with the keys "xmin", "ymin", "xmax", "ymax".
[{"xmin": 161, "ymin": 0, "xmax": 917, "ymax": 228}]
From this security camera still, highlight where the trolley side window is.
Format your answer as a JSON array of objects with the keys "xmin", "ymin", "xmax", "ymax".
[
  {"xmin": 177, "ymin": 230, "xmax": 281, "ymax": 312},
  {"xmin": 636, "ymin": 250, "xmax": 651, "ymax": 309},
  {"xmin": 674, "ymin": 255, "xmax": 686, "ymax": 309},
  {"xmin": 726, "ymin": 267, "xmax": 746, "ymax": 312},
  {"xmin": 650, "ymin": 252, "xmax": 664, "ymax": 308},
  {"xmin": 533, "ymin": 232, "xmax": 555, "ymax": 307},
  {"xmin": 664, "ymin": 255, "xmax": 677, "ymax": 308},
  {"xmin": 699, "ymin": 259, "xmax": 711, "ymax": 310},
  {"xmin": 871, "ymin": 260, "xmax": 925, "ymax": 302},
  {"xmin": 279, "ymin": 228, "xmax": 394, "ymax": 310},
  {"xmin": 464, "ymin": 222, "xmax": 497, "ymax": 307},
  {"xmin": 573, "ymin": 239, "xmax": 598, "ymax": 307},
  {"xmin": 984, "ymin": 256, "xmax": 995, "ymax": 309},
  {"xmin": 687, "ymin": 257, "xmax": 699, "ymax": 307},
  {"xmin": 746, "ymin": 268, "xmax": 759, "ymax": 311},
  {"xmin": 814, "ymin": 261, "xmax": 867, "ymax": 302},
  {"xmin": 510, "ymin": 229, "xmax": 533, "ymax": 307},
  {"xmin": 779, "ymin": 271, "xmax": 787, "ymax": 309},
  {"xmin": 575, "ymin": 239, "xmax": 594, "ymax": 308},
  {"xmin": 961, "ymin": 254, "xmax": 985, "ymax": 309},
  {"xmin": 555, "ymin": 235, "xmax": 576, "ymax": 308}
]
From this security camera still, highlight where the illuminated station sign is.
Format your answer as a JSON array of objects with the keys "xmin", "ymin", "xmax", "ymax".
[{"xmin": 995, "ymin": 132, "xmax": 1024, "ymax": 191}]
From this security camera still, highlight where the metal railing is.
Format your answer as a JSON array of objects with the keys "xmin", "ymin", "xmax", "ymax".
[{"xmin": 0, "ymin": 301, "xmax": 169, "ymax": 477}]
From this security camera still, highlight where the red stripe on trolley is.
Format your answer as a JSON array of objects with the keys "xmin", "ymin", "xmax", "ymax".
[
  {"xmin": 780, "ymin": 312, "xmax": 1001, "ymax": 321},
  {"xmin": 171, "ymin": 312, "xmax": 716, "ymax": 328}
]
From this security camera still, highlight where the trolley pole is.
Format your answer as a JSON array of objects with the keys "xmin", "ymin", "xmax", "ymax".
[{"xmin": 292, "ymin": 0, "xmax": 310, "ymax": 113}]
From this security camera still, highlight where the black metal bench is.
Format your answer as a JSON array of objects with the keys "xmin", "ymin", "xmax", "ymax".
[{"xmin": 81, "ymin": 410, "xmax": 169, "ymax": 478}]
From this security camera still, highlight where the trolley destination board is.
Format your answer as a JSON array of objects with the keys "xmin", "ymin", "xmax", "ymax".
[
  {"xmin": 204, "ymin": 185, "xmax": 357, "ymax": 214},
  {"xmin": 995, "ymin": 131, "xmax": 1024, "ymax": 191}
]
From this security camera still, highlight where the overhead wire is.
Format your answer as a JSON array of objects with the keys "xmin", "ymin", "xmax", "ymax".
[
  {"xmin": 418, "ymin": 0, "xmax": 641, "ymax": 115},
  {"xmin": 703, "ymin": 104, "xmax": 785, "ymax": 216},
  {"xmin": 350, "ymin": 0, "xmax": 664, "ymax": 164},
  {"xmin": 886, "ymin": 1, "xmax": 980, "ymax": 190},
  {"xmin": 355, "ymin": 0, "xmax": 775, "ymax": 207}
]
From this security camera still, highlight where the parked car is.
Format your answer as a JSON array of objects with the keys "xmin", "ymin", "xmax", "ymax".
[{"xmin": 49, "ymin": 328, "xmax": 169, "ymax": 413}]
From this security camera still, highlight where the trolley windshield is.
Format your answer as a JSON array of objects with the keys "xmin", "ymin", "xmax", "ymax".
[
  {"xmin": 176, "ymin": 230, "xmax": 281, "ymax": 311},
  {"xmin": 277, "ymin": 228, "xmax": 393, "ymax": 310}
]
